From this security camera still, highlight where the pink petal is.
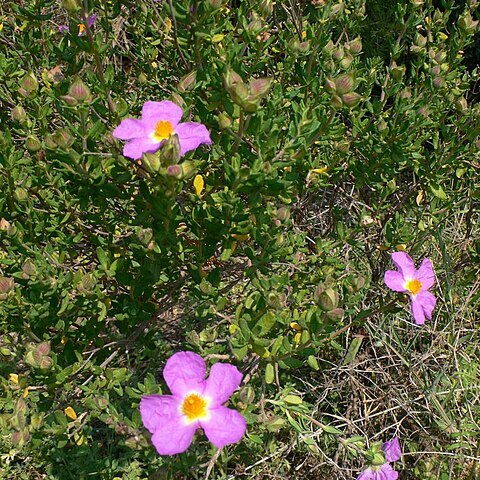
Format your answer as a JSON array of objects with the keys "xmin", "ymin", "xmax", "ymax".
[
  {"xmin": 201, "ymin": 406, "xmax": 246, "ymax": 448},
  {"xmin": 174, "ymin": 122, "xmax": 212, "ymax": 156},
  {"xmin": 384, "ymin": 271, "xmax": 407, "ymax": 292},
  {"xmin": 382, "ymin": 437, "xmax": 402, "ymax": 462},
  {"xmin": 416, "ymin": 258, "xmax": 435, "ymax": 290},
  {"xmin": 204, "ymin": 363, "xmax": 243, "ymax": 407},
  {"xmin": 141, "ymin": 100, "xmax": 183, "ymax": 129},
  {"xmin": 113, "ymin": 118, "xmax": 148, "ymax": 140},
  {"xmin": 391, "ymin": 251, "xmax": 416, "ymax": 279},
  {"xmin": 139, "ymin": 394, "xmax": 179, "ymax": 434},
  {"xmin": 357, "ymin": 467, "xmax": 374, "ymax": 480},
  {"xmin": 87, "ymin": 13, "xmax": 97, "ymax": 27},
  {"xmin": 410, "ymin": 297, "xmax": 426, "ymax": 325},
  {"xmin": 150, "ymin": 419, "xmax": 197, "ymax": 455},
  {"xmin": 416, "ymin": 290, "xmax": 436, "ymax": 319},
  {"xmin": 163, "ymin": 351, "xmax": 207, "ymax": 398},
  {"xmin": 375, "ymin": 463, "xmax": 399, "ymax": 480},
  {"xmin": 123, "ymin": 138, "xmax": 161, "ymax": 160}
]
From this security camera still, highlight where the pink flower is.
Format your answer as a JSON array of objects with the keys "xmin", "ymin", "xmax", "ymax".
[
  {"xmin": 58, "ymin": 13, "xmax": 97, "ymax": 36},
  {"xmin": 140, "ymin": 351, "xmax": 247, "ymax": 455},
  {"xmin": 357, "ymin": 437, "xmax": 402, "ymax": 480},
  {"xmin": 112, "ymin": 100, "xmax": 212, "ymax": 160},
  {"xmin": 384, "ymin": 251, "xmax": 436, "ymax": 325}
]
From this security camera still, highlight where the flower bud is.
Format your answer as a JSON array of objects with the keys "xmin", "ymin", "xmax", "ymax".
[
  {"xmin": 335, "ymin": 141, "xmax": 350, "ymax": 153},
  {"xmin": 414, "ymin": 33, "xmax": 427, "ymax": 47},
  {"xmin": 330, "ymin": 3, "xmax": 344, "ymax": 17},
  {"xmin": 18, "ymin": 73, "xmax": 38, "ymax": 97},
  {"xmin": 0, "ymin": 277, "xmax": 14, "ymax": 295},
  {"xmin": 324, "ymin": 77, "xmax": 336, "ymax": 92},
  {"xmin": 0, "ymin": 218, "xmax": 11, "ymax": 231},
  {"xmin": 323, "ymin": 39, "xmax": 335, "ymax": 55},
  {"xmin": 332, "ymin": 45, "xmax": 344, "ymax": 61},
  {"xmin": 335, "ymin": 73, "xmax": 355, "ymax": 94},
  {"xmin": 22, "ymin": 259, "xmax": 37, "ymax": 279},
  {"xmin": 432, "ymin": 76, "xmax": 445, "ymax": 89},
  {"xmin": 166, "ymin": 164, "xmax": 182, "ymax": 178},
  {"xmin": 217, "ymin": 112, "xmax": 232, "ymax": 129},
  {"xmin": 247, "ymin": 16, "xmax": 263, "ymax": 34},
  {"xmin": 44, "ymin": 134, "xmax": 57, "ymax": 150},
  {"xmin": 330, "ymin": 94, "xmax": 343, "ymax": 109},
  {"xmin": 137, "ymin": 228, "xmax": 153, "ymax": 246},
  {"xmin": 68, "ymin": 77, "xmax": 92, "ymax": 103},
  {"xmin": 170, "ymin": 92, "xmax": 186, "ymax": 109},
  {"xmin": 249, "ymin": 77, "xmax": 273, "ymax": 98},
  {"xmin": 53, "ymin": 128, "xmax": 74, "ymax": 148},
  {"xmin": 177, "ymin": 71, "xmax": 197, "ymax": 93},
  {"xmin": 14, "ymin": 187, "xmax": 28, "ymax": 202},
  {"xmin": 459, "ymin": 11, "xmax": 479, "ymax": 33},
  {"xmin": 180, "ymin": 160, "xmax": 195, "ymax": 178},
  {"xmin": 161, "ymin": 133, "xmax": 181, "ymax": 164},
  {"xmin": 455, "ymin": 97, "xmax": 468, "ymax": 114},
  {"xmin": 348, "ymin": 37, "xmax": 362, "ymax": 55},
  {"xmin": 59, "ymin": 95, "xmax": 78, "ymax": 106},
  {"xmin": 390, "ymin": 62, "xmax": 405, "ymax": 81},
  {"xmin": 339, "ymin": 53, "xmax": 353, "ymax": 69},
  {"xmin": 142, "ymin": 153, "xmax": 162, "ymax": 173},
  {"xmin": 11, "ymin": 105, "xmax": 27, "ymax": 123},
  {"xmin": 342, "ymin": 92, "xmax": 362, "ymax": 108},
  {"xmin": 62, "ymin": 0, "xmax": 81, "ymax": 12},
  {"xmin": 326, "ymin": 308, "xmax": 344, "ymax": 321},
  {"xmin": 25, "ymin": 136, "xmax": 42, "ymax": 152},
  {"xmin": 276, "ymin": 207, "xmax": 290, "ymax": 222}
]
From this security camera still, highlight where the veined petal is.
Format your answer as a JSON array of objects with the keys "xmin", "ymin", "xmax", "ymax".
[
  {"xmin": 174, "ymin": 122, "xmax": 212, "ymax": 156},
  {"xmin": 204, "ymin": 363, "xmax": 243, "ymax": 407},
  {"xmin": 416, "ymin": 258, "xmax": 435, "ymax": 290},
  {"xmin": 87, "ymin": 13, "xmax": 97, "ymax": 27},
  {"xmin": 150, "ymin": 419, "xmax": 197, "ymax": 455},
  {"xmin": 113, "ymin": 118, "xmax": 148, "ymax": 140},
  {"xmin": 123, "ymin": 138, "xmax": 161, "ymax": 160},
  {"xmin": 357, "ymin": 467, "xmax": 375, "ymax": 480},
  {"xmin": 410, "ymin": 297, "xmax": 426, "ymax": 325},
  {"xmin": 163, "ymin": 351, "xmax": 207, "ymax": 398},
  {"xmin": 140, "ymin": 394, "xmax": 180, "ymax": 434},
  {"xmin": 201, "ymin": 406, "xmax": 246, "ymax": 448},
  {"xmin": 416, "ymin": 290, "xmax": 436, "ymax": 319},
  {"xmin": 382, "ymin": 437, "xmax": 402, "ymax": 462},
  {"xmin": 391, "ymin": 251, "xmax": 417, "ymax": 279},
  {"xmin": 375, "ymin": 463, "xmax": 399, "ymax": 480},
  {"xmin": 384, "ymin": 271, "xmax": 407, "ymax": 292},
  {"xmin": 142, "ymin": 100, "xmax": 183, "ymax": 129}
]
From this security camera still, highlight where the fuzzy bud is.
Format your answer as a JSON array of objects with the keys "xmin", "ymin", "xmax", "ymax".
[
  {"xmin": 432, "ymin": 76, "xmax": 445, "ymax": 89},
  {"xmin": 166, "ymin": 164, "xmax": 182, "ymax": 178},
  {"xmin": 249, "ymin": 77, "xmax": 273, "ymax": 98},
  {"xmin": 348, "ymin": 37, "xmax": 362, "ymax": 55},
  {"xmin": 62, "ymin": 0, "xmax": 81, "ymax": 12},
  {"xmin": 137, "ymin": 228, "xmax": 153, "ymax": 246},
  {"xmin": 161, "ymin": 133, "xmax": 181, "ymax": 164},
  {"xmin": 332, "ymin": 45, "xmax": 344, "ymax": 61},
  {"xmin": 14, "ymin": 187, "xmax": 28, "ymax": 202},
  {"xmin": 276, "ymin": 207, "xmax": 290, "ymax": 222},
  {"xmin": 25, "ymin": 136, "xmax": 42, "ymax": 152},
  {"xmin": 11, "ymin": 105, "xmax": 27, "ymax": 123},
  {"xmin": 330, "ymin": 94, "xmax": 343, "ymax": 109},
  {"xmin": 0, "ymin": 277, "xmax": 14, "ymax": 295},
  {"xmin": 19, "ymin": 73, "xmax": 38, "ymax": 97},
  {"xmin": 22, "ymin": 259, "xmax": 37, "ymax": 279},
  {"xmin": 335, "ymin": 73, "xmax": 355, "ymax": 94},
  {"xmin": 342, "ymin": 92, "xmax": 362, "ymax": 108},
  {"xmin": 142, "ymin": 153, "xmax": 162, "ymax": 174},
  {"xmin": 177, "ymin": 71, "xmax": 197, "ymax": 93},
  {"xmin": 53, "ymin": 128, "xmax": 74, "ymax": 148},
  {"xmin": 44, "ymin": 134, "xmax": 58, "ymax": 150},
  {"xmin": 68, "ymin": 77, "xmax": 92, "ymax": 103},
  {"xmin": 390, "ymin": 62, "xmax": 405, "ymax": 81},
  {"xmin": 459, "ymin": 11, "xmax": 479, "ymax": 33},
  {"xmin": 324, "ymin": 77, "xmax": 336, "ymax": 92},
  {"xmin": 339, "ymin": 53, "xmax": 353, "ymax": 69},
  {"xmin": 59, "ymin": 95, "xmax": 78, "ymax": 106},
  {"xmin": 217, "ymin": 112, "xmax": 232, "ymax": 129},
  {"xmin": 318, "ymin": 288, "xmax": 339, "ymax": 311},
  {"xmin": 247, "ymin": 15, "xmax": 263, "ymax": 34},
  {"xmin": 455, "ymin": 97, "xmax": 468, "ymax": 114}
]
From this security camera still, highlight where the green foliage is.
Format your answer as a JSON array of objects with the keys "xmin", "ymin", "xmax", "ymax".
[{"xmin": 0, "ymin": 0, "xmax": 479, "ymax": 478}]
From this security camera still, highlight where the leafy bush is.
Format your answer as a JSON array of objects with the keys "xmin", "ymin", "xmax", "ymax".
[{"xmin": 0, "ymin": 0, "xmax": 479, "ymax": 478}]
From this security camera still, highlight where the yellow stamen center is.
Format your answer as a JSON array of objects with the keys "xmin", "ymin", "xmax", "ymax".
[
  {"xmin": 78, "ymin": 23, "xmax": 85, "ymax": 35},
  {"xmin": 181, "ymin": 393, "xmax": 208, "ymax": 421},
  {"xmin": 405, "ymin": 278, "xmax": 422, "ymax": 295},
  {"xmin": 152, "ymin": 120, "xmax": 174, "ymax": 142}
]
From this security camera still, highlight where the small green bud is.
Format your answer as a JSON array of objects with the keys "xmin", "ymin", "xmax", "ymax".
[
  {"xmin": 0, "ymin": 277, "xmax": 14, "ymax": 295},
  {"xmin": 455, "ymin": 97, "xmax": 468, "ymax": 114},
  {"xmin": 19, "ymin": 72, "xmax": 38, "ymax": 97},
  {"xmin": 166, "ymin": 164, "xmax": 182, "ymax": 178},
  {"xmin": 390, "ymin": 62, "xmax": 405, "ymax": 81},
  {"xmin": 459, "ymin": 11, "xmax": 479, "ymax": 33},
  {"xmin": 324, "ymin": 77, "xmax": 336, "ymax": 92},
  {"xmin": 36, "ymin": 341, "xmax": 51, "ymax": 356},
  {"xmin": 68, "ymin": 77, "xmax": 92, "ymax": 103},
  {"xmin": 161, "ymin": 133, "xmax": 181, "ymax": 164},
  {"xmin": 59, "ymin": 95, "xmax": 78, "ymax": 106},
  {"xmin": 11, "ymin": 105, "xmax": 27, "ymax": 123},
  {"xmin": 170, "ymin": 92, "xmax": 186, "ymax": 109},
  {"xmin": 335, "ymin": 74, "xmax": 355, "ymax": 94},
  {"xmin": 432, "ymin": 76, "xmax": 445, "ymax": 89},
  {"xmin": 330, "ymin": 3, "xmax": 344, "ymax": 17},
  {"xmin": 44, "ymin": 134, "xmax": 58, "ymax": 150},
  {"xmin": 318, "ymin": 288, "xmax": 339, "ymax": 311},
  {"xmin": 142, "ymin": 153, "xmax": 162, "ymax": 173},
  {"xmin": 217, "ymin": 112, "xmax": 232, "ymax": 129},
  {"xmin": 177, "ymin": 71, "xmax": 197, "ymax": 93},
  {"xmin": 323, "ymin": 39, "xmax": 335, "ymax": 55},
  {"xmin": 348, "ymin": 37, "xmax": 362, "ymax": 55},
  {"xmin": 342, "ymin": 92, "xmax": 362, "ymax": 108},
  {"xmin": 14, "ymin": 187, "xmax": 28, "ymax": 203},
  {"xmin": 414, "ymin": 33, "xmax": 427, "ymax": 47},
  {"xmin": 22, "ymin": 259, "xmax": 37, "ymax": 279},
  {"xmin": 335, "ymin": 141, "xmax": 350, "ymax": 153},
  {"xmin": 339, "ymin": 53, "xmax": 353, "ymax": 69},
  {"xmin": 247, "ymin": 16, "xmax": 263, "ymax": 34},
  {"xmin": 62, "ymin": 0, "xmax": 81, "ymax": 12},
  {"xmin": 25, "ymin": 135, "xmax": 42, "ymax": 152},
  {"xmin": 249, "ymin": 77, "xmax": 273, "ymax": 98},
  {"xmin": 276, "ymin": 207, "xmax": 290, "ymax": 222},
  {"xmin": 332, "ymin": 45, "xmax": 344, "ymax": 61},
  {"xmin": 53, "ymin": 128, "xmax": 74, "ymax": 148},
  {"xmin": 326, "ymin": 308, "xmax": 344, "ymax": 321},
  {"xmin": 330, "ymin": 94, "xmax": 343, "ymax": 109}
]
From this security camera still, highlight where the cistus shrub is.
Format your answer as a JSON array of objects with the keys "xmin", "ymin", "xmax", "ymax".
[{"xmin": 0, "ymin": 0, "xmax": 478, "ymax": 478}]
